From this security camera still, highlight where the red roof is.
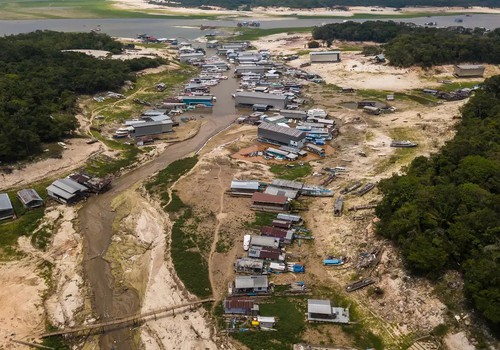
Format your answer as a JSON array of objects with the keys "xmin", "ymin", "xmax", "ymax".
[
  {"xmin": 252, "ymin": 192, "xmax": 287, "ymax": 205},
  {"xmin": 261, "ymin": 226, "xmax": 288, "ymax": 238},
  {"xmin": 224, "ymin": 298, "xmax": 255, "ymax": 310}
]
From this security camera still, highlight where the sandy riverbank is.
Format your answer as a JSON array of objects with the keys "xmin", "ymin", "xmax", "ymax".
[{"xmin": 112, "ymin": 0, "xmax": 500, "ymax": 17}]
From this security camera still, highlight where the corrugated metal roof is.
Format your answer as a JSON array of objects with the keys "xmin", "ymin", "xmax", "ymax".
[
  {"xmin": 271, "ymin": 179, "xmax": 304, "ymax": 190},
  {"xmin": 456, "ymin": 64, "xmax": 484, "ymax": 69},
  {"xmin": 277, "ymin": 213, "xmax": 302, "ymax": 222},
  {"xmin": 231, "ymin": 180, "xmax": 260, "ymax": 191},
  {"xmin": 310, "ymin": 51, "xmax": 341, "ymax": 55},
  {"xmin": 250, "ymin": 235, "xmax": 280, "ymax": 249},
  {"xmin": 59, "ymin": 178, "xmax": 88, "ymax": 192},
  {"xmin": 258, "ymin": 122, "xmax": 306, "ymax": 139},
  {"xmin": 235, "ymin": 275, "xmax": 268, "ymax": 289},
  {"xmin": 17, "ymin": 189, "xmax": 42, "ymax": 205},
  {"xmin": 252, "ymin": 192, "xmax": 288, "ymax": 205},
  {"xmin": 235, "ymin": 91, "xmax": 287, "ymax": 101},
  {"xmin": 235, "ymin": 258, "xmax": 264, "ymax": 269},
  {"xmin": 261, "ymin": 226, "xmax": 288, "ymax": 238},
  {"xmin": 264, "ymin": 186, "xmax": 298, "ymax": 199},
  {"xmin": 46, "ymin": 185, "xmax": 74, "ymax": 200},
  {"xmin": 0, "ymin": 193, "xmax": 13, "ymax": 211},
  {"xmin": 257, "ymin": 316, "xmax": 275, "ymax": 323},
  {"xmin": 224, "ymin": 298, "xmax": 255, "ymax": 310},
  {"xmin": 132, "ymin": 120, "xmax": 173, "ymax": 129},
  {"xmin": 308, "ymin": 299, "xmax": 332, "ymax": 314}
]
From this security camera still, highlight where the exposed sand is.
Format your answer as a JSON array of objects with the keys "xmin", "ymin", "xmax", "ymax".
[
  {"xmin": 111, "ymin": 1, "xmax": 500, "ymax": 17},
  {"xmin": 252, "ymin": 33, "xmax": 498, "ymax": 91},
  {"xmin": 0, "ymin": 138, "xmax": 102, "ymax": 191},
  {"xmin": 0, "ymin": 205, "xmax": 85, "ymax": 348}
]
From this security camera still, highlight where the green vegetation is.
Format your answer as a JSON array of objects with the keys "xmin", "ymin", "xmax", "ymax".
[
  {"xmin": 174, "ymin": 0, "xmax": 498, "ymax": 10},
  {"xmin": 170, "ymin": 205, "xmax": 212, "ymax": 298},
  {"xmin": 0, "ymin": 31, "xmax": 163, "ymax": 162},
  {"xmin": 0, "ymin": 0, "xmax": 218, "ymax": 19},
  {"xmin": 0, "ymin": 181, "xmax": 52, "ymax": 259},
  {"xmin": 376, "ymin": 75, "xmax": 500, "ymax": 328},
  {"xmin": 244, "ymin": 211, "xmax": 276, "ymax": 229},
  {"xmin": 232, "ymin": 297, "xmax": 305, "ymax": 350},
  {"xmin": 233, "ymin": 27, "xmax": 311, "ymax": 41},
  {"xmin": 145, "ymin": 156, "xmax": 198, "ymax": 209},
  {"xmin": 145, "ymin": 156, "xmax": 211, "ymax": 298},
  {"xmin": 312, "ymin": 21, "xmax": 500, "ymax": 67},
  {"xmin": 269, "ymin": 162, "xmax": 312, "ymax": 180}
]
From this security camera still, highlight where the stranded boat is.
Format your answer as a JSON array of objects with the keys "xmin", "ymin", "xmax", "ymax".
[{"xmin": 390, "ymin": 140, "xmax": 418, "ymax": 148}]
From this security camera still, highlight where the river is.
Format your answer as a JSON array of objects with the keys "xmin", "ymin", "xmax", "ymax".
[
  {"xmin": 79, "ymin": 55, "xmax": 237, "ymax": 349},
  {"xmin": 0, "ymin": 13, "xmax": 499, "ymax": 39}
]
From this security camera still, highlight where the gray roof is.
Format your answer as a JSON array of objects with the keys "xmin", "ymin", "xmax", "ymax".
[
  {"xmin": 55, "ymin": 178, "xmax": 88, "ymax": 194},
  {"xmin": 235, "ymin": 275, "xmax": 268, "ymax": 289},
  {"xmin": 277, "ymin": 213, "xmax": 302, "ymax": 222},
  {"xmin": 235, "ymin": 91, "xmax": 287, "ymax": 101},
  {"xmin": 231, "ymin": 180, "xmax": 260, "ymax": 191},
  {"xmin": 17, "ymin": 189, "xmax": 42, "ymax": 205},
  {"xmin": 250, "ymin": 235, "xmax": 280, "ymax": 249},
  {"xmin": 132, "ymin": 120, "xmax": 173, "ymax": 129},
  {"xmin": 258, "ymin": 122, "xmax": 306, "ymax": 139},
  {"xmin": 235, "ymin": 258, "xmax": 264, "ymax": 269},
  {"xmin": 271, "ymin": 179, "xmax": 304, "ymax": 191},
  {"xmin": 264, "ymin": 186, "xmax": 298, "ymax": 199},
  {"xmin": 310, "ymin": 51, "xmax": 341, "ymax": 55},
  {"xmin": 46, "ymin": 184, "xmax": 74, "ymax": 200},
  {"xmin": 456, "ymin": 64, "xmax": 484, "ymax": 69},
  {"xmin": 0, "ymin": 193, "xmax": 13, "ymax": 211},
  {"xmin": 308, "ymin": 299, "xmax": 332, "ymax": 314},
  {"xmin": 279, "ymin": 109, "xmax": 307, "ymax": 115}
]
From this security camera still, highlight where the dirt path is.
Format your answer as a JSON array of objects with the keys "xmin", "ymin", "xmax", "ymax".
[
  {"xmin": 79, "ymin": 72, "xmax": 238, "ymax": 349},
  {"xmin": 207, "ymin": 164, "xmax": 226, "ymax": 311}
]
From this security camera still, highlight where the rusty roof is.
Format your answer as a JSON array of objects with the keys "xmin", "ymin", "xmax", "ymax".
[{"xmin": 251, "ymin": 192, "xmax": 287, "ymax": 205}]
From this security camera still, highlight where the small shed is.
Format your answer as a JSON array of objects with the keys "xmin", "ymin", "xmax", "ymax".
[
  {"xmin": 307, "ymin": 299, "xmax": 350, "ymax": 323},
  {"xmin": 276, "ymin": 213, "xmax": 302, "ymax": 223},
  {"xmin": 0, "ymin": 193, "xmax": 15, "ymax": 221},
  {"xmin": 454, "ymin": 64, "xmax": 485, "ymax": 78},
  {"xmin": 256, "ymin": 316, "xmax": 276, "ymax": 328},
  {"xmin": 17, "ymin": 189, "xmax": 43, "ymax": 209}
]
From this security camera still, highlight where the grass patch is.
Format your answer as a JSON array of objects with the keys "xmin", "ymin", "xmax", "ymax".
[
  {"xmin": 233, "ymin": 27, "xmax": 312, "ymax": 41},
  {"xmin": 232, "ymin": 297, "xmax": 306, "ymax": 350},
  {"xmin": 0, "ymin": 181, "xmax": 52, "ymax": 259},
  {"xmin": 356, "ymin": 89, "xmax": 389, "ymax": 100},
  {"xmin": 337, "ymin": 43, "xmax": 364, "ymax": 51},
  {"xmin": 435, "ymin": 80, "xmax": 481, "ymax": 92},
  {"xmin": 244, "ymin": 211, "xmax": 276, "ymax": 229},
  {"xmin": 170, "ymin": 206, "xmax": 212, "ymax": 298},
  {"xmin": 145, "ymin": 156, "xmax": 198, "ymax": 207},
  {"xmin": 0, "ymin": 0, "xmax": 219, "ymax": 20},
  {"xmin": 164, "ymin": 191, "xmax": 186, "ymax": 213},
  {"xmin": 269, "ymin": 162, "xmax": 312, "ymax": 180}
]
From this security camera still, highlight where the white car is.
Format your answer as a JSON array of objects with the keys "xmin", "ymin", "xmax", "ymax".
[{"xmin": 243, "ymin": 235, "xmax": 251, "ymax": 251}]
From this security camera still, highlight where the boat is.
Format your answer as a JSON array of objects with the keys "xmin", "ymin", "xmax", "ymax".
[
  {"xmin": 346, "ymin": 278, "xmax": 375, "ymax": 292},
  {"xmin": 390, "ymin": 140, "xmax": 418, "ymax": 148},
  {"xmin": 243, "ymin": 235, "xmax": 251, "ymax": 251}
]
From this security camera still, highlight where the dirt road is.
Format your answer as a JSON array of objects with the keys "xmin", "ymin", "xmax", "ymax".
[{"xmin": 79, "ymin": 71, "xmax": 238, "ymax": 349}]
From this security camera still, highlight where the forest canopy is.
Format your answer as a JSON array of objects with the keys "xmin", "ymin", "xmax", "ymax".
[
  {"xmin": 312, "ymin": 21, "xmax": 500, "ymax": 66},
  {"xmin": 375, "ymin": 75, "xmax": 500, "ymax": 328},
  {"xmin": 0, "ymin": 31, "xmax": 163, "ymax": 163},
  {"xmin": 168, "ymin": 0, "xmax": 499, "ymax": 10}
]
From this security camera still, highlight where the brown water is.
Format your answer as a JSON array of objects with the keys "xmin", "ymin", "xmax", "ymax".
[{"xmin": 79, "ymin": 64, "xmax": 238, "ymax": 349}]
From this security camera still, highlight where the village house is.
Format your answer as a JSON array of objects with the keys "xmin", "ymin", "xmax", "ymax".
[
  {"xmin": 46, "ymin": 178, "xmax": 88, "ymax": 204},
  {"xmin": 230, "ymin": 180, "xmax": 261, "ymax": 196},
  {"xmin": 258, "ymin": 122, "xmax": 307, "ymax": 148},
  {"xmin": 251, "ymin": 192, "xmax": 290, "ymax": 212},
  {"xmin": 310, "ymin": 51, "xmax": 341, "ymax": 63},
  {"xmin": 234, "ymin": 257, "xmax": 265, "ymax": 274},
  {"xmin": 16, "ymin": 188, "xmax": 43, "ymax": 209},
  {"xmin": 0, "ymin": 193, "xmax": 15, "ymax": 221},
  {"xmin": 248, "ymin": 246, "xmax": 286, "ymax": 261},
  {"xmin": 223, "ymin": 298, "xmax": 259, "ymax": 315},
  {"xmin": 230, "ymin": 275, "xmax": 269, "ymax": 295},
  {"xmin": 307, "ymin": 299, "xmax": 350, "ymax": 324}
]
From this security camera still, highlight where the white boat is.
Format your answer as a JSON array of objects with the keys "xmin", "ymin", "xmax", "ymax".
[{"xmin": 243, "ymin": 235, "xmax": 251, "ymax": 251}]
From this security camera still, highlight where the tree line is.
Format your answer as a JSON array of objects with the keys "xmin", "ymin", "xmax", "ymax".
[
  {"xmin": 375, "ymin": 75, "xmax": 500, "ymax": 329},
  {"xmin": 312, "ymin": 21, "xmax": 500, "ymax": 66},
  {"xmin": 0, "ymin": 31, "xmax": 163, "ymax": 163},
  {"xmin": 169, "ymin": 0, "xmax": 499, "ymax": 10}
]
